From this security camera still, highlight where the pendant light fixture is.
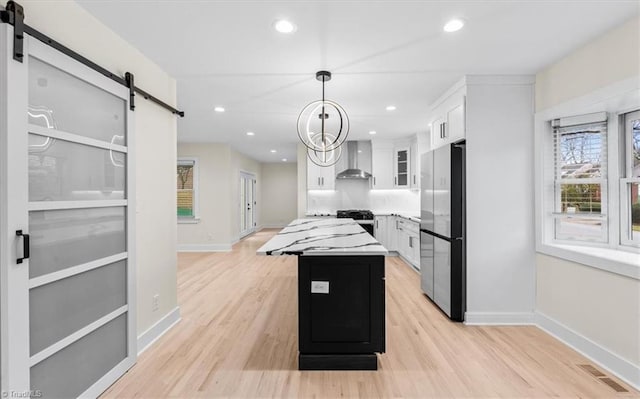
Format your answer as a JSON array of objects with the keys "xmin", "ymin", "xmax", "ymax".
[{"xmin": 297, "ymin": 71, "xmax": 349, "ymax": 167}]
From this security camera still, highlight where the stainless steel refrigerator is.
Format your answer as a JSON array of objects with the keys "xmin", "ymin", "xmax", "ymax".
[{"xmin": 420, "ymin": 142, "xmax": 466, "ymax": 321}]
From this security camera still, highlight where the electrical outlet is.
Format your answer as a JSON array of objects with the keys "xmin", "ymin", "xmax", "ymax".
[{"xmin": 152, "ymin": 294, "xmax": 159, "ymax": 312}]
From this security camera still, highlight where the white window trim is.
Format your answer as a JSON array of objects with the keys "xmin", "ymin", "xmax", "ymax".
[
  {"xmin": 620, "ymin": 178, "xmax": 640, "ymax": 246},
  {"xmin": 534, "ymin": 77, "xmax": 640, "ymax": 280},
  {"xmin": 177, "ymin": 157, "xmax": 199, "ymax": 223}
]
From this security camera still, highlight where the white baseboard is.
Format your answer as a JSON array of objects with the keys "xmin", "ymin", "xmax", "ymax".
[
  {"xmin": 464, "ymin": 311, "xmax": 535, "ymax": 325},
  {"xmin": 177, "ymin": 243, "xmax": 231, "ymax": 252},
  {"xmin": 536, "ymin": 311, "xmax": 640, "ymax": 391},
  {"xmin": 137, "ymin": 306, "xmax": 181, "ymax": 355}
]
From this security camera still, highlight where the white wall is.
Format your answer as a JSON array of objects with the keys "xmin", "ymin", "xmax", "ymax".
[
  {"xmin": 177, "ymin": 143, "xmax": 232, "ymax": 249},
  {"xmin": 177, "ymin": 144, "xmax": 266, "ymax": 248},
  {"xmin": 534, "ymin": 16, "xmax": 640, "ymax": 388},
  {"xmin": 537, "ymin": 254, "xmax": 640, "ymax": 366},
  {"xmin": 464, "ymin": 77, "xmax": 536, "ymax": 323},
  {"xmin": 536, "ymin": 16, "xmax": 640, "ymax": 111},
  {"xmin": 20, "ymin": 0, "xmax": 179, "ymax": 336},
  {"xmin": 261, "ymin": 163, "xmax": 298, "ymax": 227}
]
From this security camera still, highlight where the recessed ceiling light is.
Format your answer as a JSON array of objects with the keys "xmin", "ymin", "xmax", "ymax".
[
  {"xmin": 369, "ymin": 131, "xmax": 377, "ymax": 135},
  {"xmin": 385, "ymin": 105, "xmax": 396, "ymax": 111},
  {"xmin": 443, "ymin": 18, "xmax": 465, "ymax": 33},
  {"xmin": 270, "ymin": 149, "xmax": 277, "ymax": 153},
  {"xmin": 358, "ymin": 150, "xmax": 362, "ymax": 153},
  {"xmin": 282, "ymin": 158, "xmax": 287, "ymax": 162},
  {"xmin": 214, "ymin": 106, "xmax": 225, "ymax": 113},
  {"xmin": 274, "ymin": 19, "xmax": 297, "ymax": 34},
  {"xmin": 246, "ymin": 131, "xmax": 255, "ymax": 136}
]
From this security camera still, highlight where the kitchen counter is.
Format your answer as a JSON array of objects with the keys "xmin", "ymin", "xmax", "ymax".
[
  {"xmin": 257, "ymin": 218, "xmax": 387, "ymax": 256},
  {"xmin": 374, "ymin": 213, "xmax": 421, "ymax": 223}
]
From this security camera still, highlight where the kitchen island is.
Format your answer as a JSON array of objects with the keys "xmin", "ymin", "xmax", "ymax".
[{"xmin": 257, "ymin": 218, "xmax": 387, "ymax": 370}]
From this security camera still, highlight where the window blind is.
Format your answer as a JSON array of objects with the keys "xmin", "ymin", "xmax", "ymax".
[
  {"xmin": 551, "ymin": 114, "xmax": 608, "ymax": 242},
  {"xmin": 553, "ymin": 121, "xmax": 607, "ymax": 181}
]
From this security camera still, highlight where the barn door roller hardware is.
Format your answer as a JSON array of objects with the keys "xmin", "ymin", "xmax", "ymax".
[
  {"xmin": 0, "ymin": 1, "xmax": 184, "ymax": 117},
  {"xmin": 0, "ymin": 0, "xmax": 22, "ymax": 61}
]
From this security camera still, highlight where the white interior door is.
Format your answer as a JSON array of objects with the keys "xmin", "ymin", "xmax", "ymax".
[
  {"xmin": 1, "ymin": 27, "xmax": 136, "ymax": 398},
  {"xmin": 239, "ymin": 173, "xmax": 256, "ymax": 237}
]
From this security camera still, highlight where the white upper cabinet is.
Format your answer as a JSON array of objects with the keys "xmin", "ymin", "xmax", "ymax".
[
  {"xmin": 307, "ymin": 159, "xmax": 335, "ymax": 190},
  {"xmin": 447, "ymin": 102, "xmax": 465, "ymax": 143},
  {"xmin": 429, "ymin": 82, "xmax": 466, "ymax": 150},
  {"xmin": 431, "ymin": 116, "xmax": 448, "ymax": 150},
  {"xmin": 409, "ymin": 138, "xmax": 419, "ymax": 189},
  {"xmin": 371, "ymin": 140, "xmax": 394, "ymax": 189}
]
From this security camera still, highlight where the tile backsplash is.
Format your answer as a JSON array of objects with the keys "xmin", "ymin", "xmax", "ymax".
[{"xmin": 307, "ymin": 179, "xmax": 419, "ymax": 215}]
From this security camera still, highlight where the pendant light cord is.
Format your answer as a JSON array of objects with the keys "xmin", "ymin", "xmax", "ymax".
[{"xmin": 321, "ymin": 78, "xmax": 325, "ymax": 149}]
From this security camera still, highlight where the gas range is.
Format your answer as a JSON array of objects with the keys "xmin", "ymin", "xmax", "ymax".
[
  {"xmin": 336, "ymin": 210, "xmax": 375, "ymax": 236},
  {"xmin": 336, "ymin": 209, "xmax": 374, "ymax": 221}
]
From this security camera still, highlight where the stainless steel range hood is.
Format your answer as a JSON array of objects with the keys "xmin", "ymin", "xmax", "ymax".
[{"xmin": 336, "ymin": 141, "xmax": 372, "ymax": 180}]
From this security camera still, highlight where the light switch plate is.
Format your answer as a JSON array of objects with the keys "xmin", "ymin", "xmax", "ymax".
[{"xmin": 311, "ymin": 281, "xmax": 329, "ymax": 294}]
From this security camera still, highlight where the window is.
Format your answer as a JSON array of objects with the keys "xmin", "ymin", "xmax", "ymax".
[
  {"xmin": 551, "ymin": 113, "xmax": 608, "ymax": 242},
  {"xmin": 621, "ymin": 110, "xmax": 640, "ymax": 246},
  {"xmin": 535, "ymin": 86, "xmax": 639, "ymax": 277},
  {"xmin": 177, "ymin": 158, "xmax": 198, "ymax": 220}
]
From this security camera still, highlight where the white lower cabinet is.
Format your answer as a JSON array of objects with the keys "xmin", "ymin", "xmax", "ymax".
[
  {"xmin": 374, "ymin": 216, "xmax": 387, "ymax": 246},
  {"xmin": 410, "ymin": 233, "xmax": 420, "ymax": 267},
  {"xmin": 391, "ymin": 217, "xmax": 420, "ymax": 268},
  {"xmin": 374, "ymin": 215, "xmax": 396, "ymax": 251},
  {"xmin": 397, "ymin": 227, "xmax": 409, "ymax": 260},
  {"xmin": 375, "ymin": 215, "xmax": 419, "ymax": 268},
  {"xmin": 386, "ymin": 217, "xmax": 398, "ymax": 252}
]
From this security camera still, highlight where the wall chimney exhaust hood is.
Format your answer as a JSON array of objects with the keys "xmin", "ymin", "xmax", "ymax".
[{"xmin": 336, "ymin": 141, "xmax": 372, "ymax": 180}]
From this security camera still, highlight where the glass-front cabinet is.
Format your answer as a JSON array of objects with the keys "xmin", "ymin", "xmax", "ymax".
[{"xmin": 394, "ymin": 147, "xmax": 410, "ymax": 188}]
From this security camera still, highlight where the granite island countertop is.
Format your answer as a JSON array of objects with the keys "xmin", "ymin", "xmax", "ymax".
[{"xmin": 257, "ymin": 218, "xmax": 388, "ymax": 256}]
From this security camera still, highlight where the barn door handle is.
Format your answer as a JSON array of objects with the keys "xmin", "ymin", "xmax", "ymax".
[{"xmin": 16, "ymin": 230, "xmax": 29, "ymax": 264}]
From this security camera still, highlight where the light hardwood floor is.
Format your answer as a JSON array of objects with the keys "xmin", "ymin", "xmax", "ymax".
[{"xmin": 103, "ymin": 229, "xmax": 638, "ymax": 398}]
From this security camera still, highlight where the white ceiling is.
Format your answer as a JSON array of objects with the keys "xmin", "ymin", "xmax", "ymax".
[{"xmin": 77, "ymin": 0, "xmax": 637, "ymax": 163}]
